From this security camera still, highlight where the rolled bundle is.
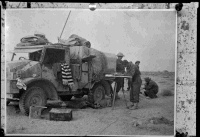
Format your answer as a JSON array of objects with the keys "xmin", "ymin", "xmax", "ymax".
[
  {"xmin": 69, "ymin": 34, "xmax": 91, "ymax": 48},
  {"xmin": 58, "ymin": 37, "xmax": 80, "ymax": 47},
  {"xmin": 16, "ymin": 34, "xmax": 50, "ymax": 47},
  {"xmin": 59, "ymin": 34, "xmax": 91, "ymax": 48}
]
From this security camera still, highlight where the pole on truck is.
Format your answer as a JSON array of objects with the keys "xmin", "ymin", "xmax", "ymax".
[{"xmin": 59, "ymin": 10, "xmax": 71, "ymax": 40}]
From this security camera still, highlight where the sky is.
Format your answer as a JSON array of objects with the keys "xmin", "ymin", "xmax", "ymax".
[{"xmin": 5, "ymin": 9, "xmax": 176, "ymax": 72}]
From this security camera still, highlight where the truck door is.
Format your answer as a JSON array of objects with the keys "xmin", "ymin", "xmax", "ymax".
[
  {"xmin": 41, "ymin": 47, "xmax": 66, "ymax": 89},
  {"xmin": 81, "ymin": 62, "xmax": 89, "ymax": 84}
]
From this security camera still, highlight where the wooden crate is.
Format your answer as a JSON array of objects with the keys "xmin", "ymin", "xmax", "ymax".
[
  {"xmin": 49, "ymin": 108, "xmax": 72, "ymax": 121},
  {"xmin": 29, "ymin": 106, "xmax": 47, "ymax": 119}
]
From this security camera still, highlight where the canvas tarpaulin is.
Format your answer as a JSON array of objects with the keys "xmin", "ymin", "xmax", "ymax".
[
  {"xmin": 69, "ymin": 46, "xmax": 117, "ymax": 81},
  {"xmin": 58, "ymin": 34, "xmax": 91, "ymax": 48},
  {"xmin": 16, "ymin": 34, "xmax": 50, "ymax": 47}
]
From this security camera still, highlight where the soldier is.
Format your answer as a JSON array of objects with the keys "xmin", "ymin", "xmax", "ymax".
[
  {"xmin": 135, "ymin": 61, "xmax": 140, "ymax": 70},
  {"xmin": 127, "ymin": 61, "xmax": 140, "ymax": 91},
  {"xmin": 115, "ymin": 52, "xmax": 125, "ymax": 99},
  {"xmin": 126, "ymin": 61, "xmax": 142, "ymax": 110},
  {"xmin": 134, "ymin": 60, "xmax": 142, "ymax": 94},
  {"xmin": 144, "ymin": 77, "xmax": 159, "ymax": 99}
]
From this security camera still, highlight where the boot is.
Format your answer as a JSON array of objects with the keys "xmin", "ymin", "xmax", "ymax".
[
  {"xmin": 127, "ymin": 102, "xmax": 134, "ymax": 109},
  {"xmin": 129, "ymin": 103, "xmax": 139, "ymax": 110}
]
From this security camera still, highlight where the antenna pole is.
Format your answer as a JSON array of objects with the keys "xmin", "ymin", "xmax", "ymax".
[{"xmin": 59, "ymin": 10, "xmax": 71, "ymax": 39}]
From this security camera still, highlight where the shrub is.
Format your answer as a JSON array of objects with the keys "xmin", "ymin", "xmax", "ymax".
[{"xmin": 160, "ymin": 89, "xmax": 174, "ymax": 96}]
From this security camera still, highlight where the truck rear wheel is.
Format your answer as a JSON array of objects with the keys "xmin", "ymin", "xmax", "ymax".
[
  {"xmin": 19, "ymin": 86, "xmax": 47, "ymax": 116},
  {"xmin": 88, "ymin": 83, "xmax": 105, "ymax": 104}
]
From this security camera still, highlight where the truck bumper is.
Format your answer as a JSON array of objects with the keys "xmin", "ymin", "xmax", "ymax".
[{"xmin": 7, "ymin": 93, "xmax": 19, "ymax": 101}]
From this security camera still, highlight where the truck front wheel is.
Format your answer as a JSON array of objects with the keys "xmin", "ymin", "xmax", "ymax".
[
  {"xmin": 88, "ymin": 84, "xmax": 105, "ymax": 104},
  {"xmin": 19, "ymin": 86, "xmax": 47, "ymax": 116}
]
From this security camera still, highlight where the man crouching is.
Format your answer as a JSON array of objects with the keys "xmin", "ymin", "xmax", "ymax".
[{"xmin": 144, "ymin": 77, "xmax": 159, "ymax": 99}]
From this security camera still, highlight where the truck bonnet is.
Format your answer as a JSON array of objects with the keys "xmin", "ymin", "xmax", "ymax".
[{"xmin": 6, "ymin": 60, "xmax": 41, "ymax": 80}]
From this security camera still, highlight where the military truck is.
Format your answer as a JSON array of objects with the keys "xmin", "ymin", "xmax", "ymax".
[{"xmin": 6, "ymin": 43, "xmax": 117, "ymax": 115}]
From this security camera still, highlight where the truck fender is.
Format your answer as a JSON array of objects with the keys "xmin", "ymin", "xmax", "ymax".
[
  {"xmin": 22, "ymin": 78, "xmax": 59, "ymax": 100},
  {"xmin": 90, "ymin": 80, "xmax": 101, "ymax": 89},
  {"xmin": 101, "ymin": 80, "xmax": 112, "ymax": 96}
]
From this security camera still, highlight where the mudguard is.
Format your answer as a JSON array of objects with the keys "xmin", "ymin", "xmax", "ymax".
[
  {"xmin": 91, "ymin": 80, "xmax": 112, "ymax": 96},
  {"xmin": 22, "ymin": 78, "xmax": 59, "ymax": 100}
]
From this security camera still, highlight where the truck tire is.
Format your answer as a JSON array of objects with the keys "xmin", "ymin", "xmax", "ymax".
[
  {"xmin": 88, "ymin": 83, "xmax": 105, "ymax": 104},
  {"xmin": 59, "ymin": 95, "xmax": 73, "ymax": 101},
  {"xmin": 19, "ymin": 86, "xmax": 47, "ymax": 116}
]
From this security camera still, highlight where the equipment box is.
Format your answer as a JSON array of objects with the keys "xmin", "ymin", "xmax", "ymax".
[{"xmin": 49, "ymin": 108, "xmax": 72, "ymax": 121}]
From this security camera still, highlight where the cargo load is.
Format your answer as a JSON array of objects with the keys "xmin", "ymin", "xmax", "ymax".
[
  {"xmin": 69, "ymin": 46, "xmax": 117, "ymax": 81},
  {"xmin": 16, "ymin": 33, "xmax": 50, "ymax": 47},
  {"xmin": 58, "ymin": 34, "xmax": 91, "ymax": 48}
]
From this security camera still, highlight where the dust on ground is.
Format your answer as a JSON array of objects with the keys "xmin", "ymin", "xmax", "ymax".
[{"xmin": 6, "ymin": 72, "xmax": 175, "ymax": 135}]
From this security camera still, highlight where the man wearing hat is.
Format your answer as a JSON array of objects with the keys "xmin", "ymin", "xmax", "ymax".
[
  {"xmin": 144, "ymin": 77, "xmax": 159, "ymax": 99},
  {"xmin": 128, "ymin": 61, "xmax": 142, "ymax": 109},
  {"xmin": 123, "ymin": 60, "xmax": 142, "ymax": 109},
  {"xmin": 135, "ymin": 61, "xmax": 140, "ymax": 69},
  {"xmin": 115, "ymin": 52, "xmax": 125, "ymax": 99},
  {"xmin": 127, "ymin": 61, "xmax": 141, "ymax": 91}
]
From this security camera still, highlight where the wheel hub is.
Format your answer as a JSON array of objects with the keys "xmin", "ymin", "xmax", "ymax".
[
  {"xmin": 94, "ymin": 86, "xmax": 104, "ymax": 103},
  {"xmin": 30, "ymin": 96, "xmax": 42, "ymax": 106}
]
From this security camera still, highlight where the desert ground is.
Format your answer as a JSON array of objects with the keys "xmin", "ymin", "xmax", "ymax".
[{"xmin": 6, "ymin": 71, "xmax": 175, "ymax": 136}]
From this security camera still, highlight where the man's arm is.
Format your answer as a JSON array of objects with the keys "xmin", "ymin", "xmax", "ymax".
[
  {"xmin": 126, "ymin": 63, "xmax": 135, "ymax": 76},
  {"xmin": 145, "ymin": 81, "xmax": 153, "ymax": 90},
  {"xmin": 143, "ymin": 83, "xmax": 147, "ymax": 89}
]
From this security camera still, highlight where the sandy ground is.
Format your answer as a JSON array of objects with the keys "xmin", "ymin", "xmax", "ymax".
[{"xmin": 6, "ymin": 72, "xmax": 175, "ymax": 135}]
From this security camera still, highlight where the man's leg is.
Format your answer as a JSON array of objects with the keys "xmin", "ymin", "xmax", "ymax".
[
  {"xmin": 121, "ymin": 78, "xmax": 125, "ymax": 91},
  {"xmin": 145, "ymin": 89, "xmax": 156, "ymax": 99},
  {"xmin": 133, "ymin": 83, "xmax": 140, "ymax": 103},
  {"xmin": 152, "ymin": 89, "xmax": 158, "ymax": 98},
  {"xmin": 138, "ymin": 76, "xmax": 142, "ymax": 94},
  {"xmin": 115, "ymin": 77, "xmax": 123, "ymax": 99},
  {"xmin": 127, "ymin": 79, "xmax": 131, "ymax": 90},
  {"xmin": 154, "ymin": 88, "xmax": 159, "ymax": 95},
  {"xmin": 129, "ymin": 82, "xmax": 140, "ymax": 110},
  {"xmin": 128, "ymin": 82, "xmax": 134, "ymax": 108}
]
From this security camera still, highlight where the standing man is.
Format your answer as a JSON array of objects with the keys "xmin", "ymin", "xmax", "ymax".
[
  {"xmin": 115, "ymin": 52, "xmax": 125, "ymax": 99},
  {"xmin": 134, "ymin": 60, "xmax": 142, "ymax": 94},
  {"xmin": 126, "ymin": 62, "xmax": 132, "ymax": 91},
  {"xmin": 144, "ymin": 77, "xmax": 159, "ymax": 99},
  {"xmin": 126, "ymin": 61, "xmax": 142, "ymax": 110},
  {"xmin": 135, "ymin": 61, "xmax": 140, "ymax": 70}
]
